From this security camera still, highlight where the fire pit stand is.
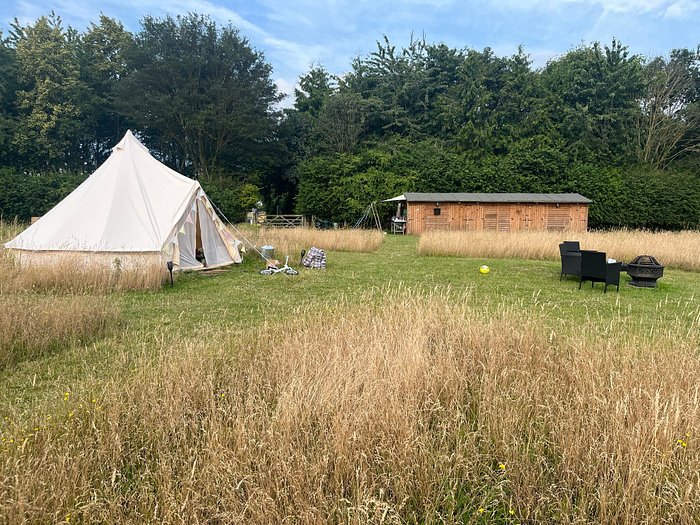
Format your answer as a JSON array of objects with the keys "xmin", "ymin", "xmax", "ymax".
[{"xmin": 626, "ymin": 255, "xmax": 664, "ymax": 288}]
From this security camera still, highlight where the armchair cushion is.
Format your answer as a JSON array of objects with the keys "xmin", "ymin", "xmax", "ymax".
[
  {"xmin": 579, "ymin": 250, "xmax": 621, "ymax": 293},
  {"xmin": 561, "ymin": 240, "xmax": 580, "ymax": 253}
]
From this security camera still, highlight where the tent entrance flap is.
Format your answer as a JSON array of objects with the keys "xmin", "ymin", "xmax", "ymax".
[
  {"xmin": 197, "ymin": 197, "xmax": 235, "ymax": 267},
  {"xmin": 177, "ymin": 210, "xmax": 202, "ymax": 269}
]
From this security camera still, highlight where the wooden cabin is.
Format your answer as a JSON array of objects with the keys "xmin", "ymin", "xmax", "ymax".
[{"xmin": 385, "ymin": 193, "xmax": 592, "ymax": 234}]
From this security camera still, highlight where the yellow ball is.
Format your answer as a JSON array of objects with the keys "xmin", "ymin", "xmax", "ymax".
[{"xmin": 479, "ymin": 265, "xmax": 490, "ymax": 274}]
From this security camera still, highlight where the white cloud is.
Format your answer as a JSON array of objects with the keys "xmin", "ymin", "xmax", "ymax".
[
  {"xmin": 665, "ymin": 1, "xmax": 684, "ymax": 16},
  {"xmin": 13, "ymin": 1, "xmax": 47, "ymax": 25},
  {"xmin": 663, "ymin": 0, "xmax": 700, "ymax": 18},
  {"xmin": 497, "ymin": 0, "xmax": 689, "ymax": 14},
  {"xmin": 260, "ymin": 35, "xmax": 327, "ymax": 71},
  {"xmin": 274, "ymin": 77, "xmax": 296, "ymax": 109},
  {"xmin": 262, "ymin": 5, "xmax": 313, "ymax": 28},
  {"xmin": 588, "ymin": 0, "xmax": 670, "ymax": 13},
  {"xmin": 91, "ymin": 0, "xmax": 330, "ymax": 82},
  {"xmin": 126, "ymin": 0, "xmax": 264, "ymax": 35}
]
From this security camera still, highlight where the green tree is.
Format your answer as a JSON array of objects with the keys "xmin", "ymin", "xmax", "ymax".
[
  {"xmin": 259, "ymin": 109, "xmax": 314, "ymax": 214},
  {"xmin": 314, "ymin": 91, "xmax": 366, "ymax": 154},
  {"xmin": 344, "ymin": 35, "xmax": 430, "ymax": 138},
  {"xmin": 0, "ymin": 34, "xmax": 18, "ymax": 167},
  {"xmin": 418, "ymin": 43, "xmax": 463, "ymax": 137},
  {"xmin": 294, "ymin": 65, "xmax": 333, "ymax": 117},
  {"xmin": 10, "ymin": 13, "xmax": 87, "ymax": 169},
  {"xmin": 78, "ymin": 15, "xmax": 133, "ymax": 168},
  {"xmin": 119, "ymin": 13, "xmax": 282, "ymax": 180},
  {"xmin": 263, "ymin": 66, "xmax": 336, "ymax": 212},
  {"xmin": 637, "ymin": 49, "xmax": 700, "ymax": 168},
  {"xmin": 436, "ymin": 47, "xmax": 547, "ymax": 155},
  {"xmin": 542, "ymin": 39, "xmax": 645, "ymax": 163}
]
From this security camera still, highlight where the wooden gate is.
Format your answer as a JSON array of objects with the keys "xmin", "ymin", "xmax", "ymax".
[{"xmin": 263, "ymin": 215, "xmax": 305, "ymax": 228}]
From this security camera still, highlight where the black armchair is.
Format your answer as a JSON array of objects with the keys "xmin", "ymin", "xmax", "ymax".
[
  {"xmin": 559, "ymin": 241, "xmax": 581, "ymax": 280},
  {"xmin": 579, "ymin": 250, "xmax": 622, "ymax": 293}
]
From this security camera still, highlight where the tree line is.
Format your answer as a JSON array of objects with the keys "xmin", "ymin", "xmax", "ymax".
[
  {"xmin": 0, "ymin": 12, "xmax": 699, "ymax": 228},
  {"xmin": 0, "ymin": 12, "xmax": 279, "ymax": 220},
  {"xmin": 287, "ymin": 37, "xmax": 700, "ymax": 228}
]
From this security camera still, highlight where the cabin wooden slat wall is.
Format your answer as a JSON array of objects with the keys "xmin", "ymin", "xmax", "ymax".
[{"xmin": 406, "ymin": 201, "xmax": 589, "ymax": 234}]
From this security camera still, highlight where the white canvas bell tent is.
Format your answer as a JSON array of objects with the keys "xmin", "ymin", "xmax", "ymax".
[{"xmin": 4, "ymin": 130, "xmax": 242, "ymax": 271}]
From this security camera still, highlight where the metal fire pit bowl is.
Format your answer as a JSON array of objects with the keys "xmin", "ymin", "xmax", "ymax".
[{"xmin": 627, "ymin": 255, "xmax": 664, "ymax": 288}]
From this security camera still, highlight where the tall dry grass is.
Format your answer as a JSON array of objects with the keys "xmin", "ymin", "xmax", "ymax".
[
  {"xmin": 0, "ymin": 222, "xmax": 122, "ymax": 369},
  {"xmin": 234, "ymin": 226, "xmax": 384, "ymax": 257},
  {"xmin": 0, "ymin": 251, "xmax": 166, "ymax": 293},
  {"xmin": 419, "ymin": 229, "xmax": 700, "ymax": 271},
  {"xmin": 0, "ymin": 219, "xmax": 23, "ymax": 244},
  {"xmin": 0, "ymin": 295, "xmax": 117, "ymax": 369},
  {"xmin": 1, "ymin": 220, "xmax": 167, "ymax": 292},
  {"xmin": 2, "ymin": 291, "xmax": 700, "ymax": 523}
]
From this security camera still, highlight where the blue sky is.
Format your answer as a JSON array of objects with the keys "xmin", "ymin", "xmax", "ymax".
[{"xmin": 1, "ymin": 0, "xmax": 698, "ymax": 107}]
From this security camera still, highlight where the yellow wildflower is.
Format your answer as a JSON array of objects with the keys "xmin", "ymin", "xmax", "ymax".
[
  {"xmin": 478, "ymin": 507, "xmax": 485, "ymax": 514},
  {"xmin": 499, "ymin": 463, "xmax": 506, "ymax": 470}
]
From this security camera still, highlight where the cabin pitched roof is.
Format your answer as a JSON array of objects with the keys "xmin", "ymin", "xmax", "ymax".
[{"xmin": 386, "ymin": 193, "xmax": 592, "ymax": 204}]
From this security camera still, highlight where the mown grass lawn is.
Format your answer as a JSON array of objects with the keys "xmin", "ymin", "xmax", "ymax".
[
  {"xmin": 4, "ymin": 234, "xmax": 700, "ymax": 412},
  {"xmin": 120, "ymin": 234, "xmax": 700, "ymax": 333}
]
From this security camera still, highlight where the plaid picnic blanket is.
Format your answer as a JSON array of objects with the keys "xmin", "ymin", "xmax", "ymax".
[{"xmin": 302, "ymin": 246, "xmax": 326, "ymax": 269}]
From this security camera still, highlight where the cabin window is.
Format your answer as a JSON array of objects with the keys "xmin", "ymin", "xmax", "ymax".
[{"xmin": 433, "ymin": 207, "xmax": 441, "ymax": 216}]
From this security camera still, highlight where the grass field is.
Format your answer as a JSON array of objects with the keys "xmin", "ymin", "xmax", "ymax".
[{"xmin": 2, "ymin": 230, "xmax": 700, "ymax": 523}]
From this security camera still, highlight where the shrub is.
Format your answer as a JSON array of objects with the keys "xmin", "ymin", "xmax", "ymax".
[
  {"xmin": 199, "ymin": 178, "xmax": 261, "ymax": 223},
  {"xmin": 0, "ymin": 169, "xmax": 86, "ymax": 222},
  {"xmin": 293, "ymin": 139, "xmax": 700, "ymax": 230}
]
